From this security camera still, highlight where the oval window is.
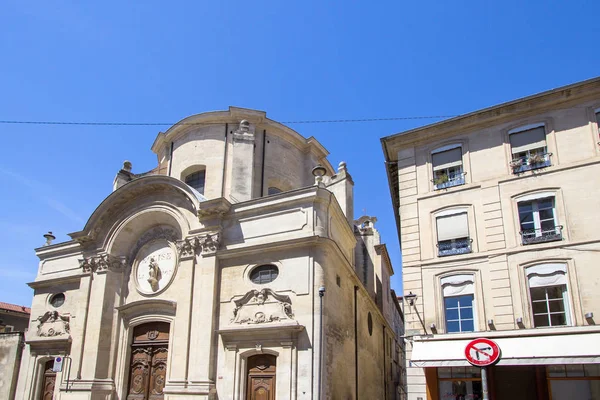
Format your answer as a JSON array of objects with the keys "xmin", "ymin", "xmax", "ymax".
[
  {"xmin": 50, "ymin": 293, "xmax": 65, "ymax": 308},
  {"xmin": 250, "ymin": 264, "xmax": 279, "ymax": 284}
]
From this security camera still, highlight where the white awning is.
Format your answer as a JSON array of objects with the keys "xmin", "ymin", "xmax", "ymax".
[
  {"xmin": 509, "ymin": 126, "xmax": 547, "ymax": 154},
  {"xmin": 432, "ymin": 147, "xmax": 462, "ymax": 171},
  {"xmin": 409, "ymin": 330, "xmax": 600, "ymax": 367},
  {"xmin": 437, "ymin": 212, "xmax": 469, "ymax": 241}
]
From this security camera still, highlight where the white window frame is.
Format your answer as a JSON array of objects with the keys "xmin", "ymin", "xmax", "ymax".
[
  {"xmin": 517, "ymin": 196, "xmax": 561, "ymax": 243},
  {"xmin": 441, "ymin": 274, "xmax": 477, "ymax": 333},
  {"xmin": 526, "ymin": 264, "xmax": 571, "ymax": 327}
]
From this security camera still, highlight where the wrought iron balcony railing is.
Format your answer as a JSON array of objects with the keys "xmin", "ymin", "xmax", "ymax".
[
  {"xmin": 510, "ymin": 153, "xmax": 552, "ymax": 174},
  {"xmin": 520, "ymin": 225, "xmax": 563, "ymax": 245},
  {"xmin": 432, "ymin": 172, "xmax": 467, "ymax": 190},
  {"xmin": 437, "ymin": 238, "xmax": 473, "ymax": 257}
]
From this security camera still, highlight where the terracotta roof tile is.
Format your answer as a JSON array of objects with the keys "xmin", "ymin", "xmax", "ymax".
[{"xmin": 0, "ymin": 302, "xmax": 31, "ymax": 314}]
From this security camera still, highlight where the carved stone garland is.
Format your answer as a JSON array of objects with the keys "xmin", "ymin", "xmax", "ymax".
[{"xmin": 175, "ymin": 233, "xmax": 220, "ymax": 258}]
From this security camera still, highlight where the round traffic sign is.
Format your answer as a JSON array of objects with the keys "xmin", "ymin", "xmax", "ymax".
[
  {"xmin": 55, "ymin": 357, "xmax": 62, "ymax": 362},
  {"xmin": 464, "ymin": 338, "xmax": 500, "ymax": 367}
]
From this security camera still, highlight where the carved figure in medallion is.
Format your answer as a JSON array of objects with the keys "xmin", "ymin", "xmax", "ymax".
[{"xmin": 147, "ymin": 258, "xmax": 162, "ymax": 292}]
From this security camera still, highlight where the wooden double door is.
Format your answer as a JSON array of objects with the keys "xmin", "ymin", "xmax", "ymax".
[
  {"xmin": 246, "ymin": 354, "xmax": 276, "ymax": 400},
  {"xmin": 127, "ymin": 322, "xmax": 170, "ymax": 400},
  {"xmin": 40, "ymin": 360, "xmax": 56, "ymax": 400}
]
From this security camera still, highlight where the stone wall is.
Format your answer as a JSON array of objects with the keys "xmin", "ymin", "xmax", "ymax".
[{"xmin": 0, "ymin": 332, "xmax": 24, "ymax": 400}]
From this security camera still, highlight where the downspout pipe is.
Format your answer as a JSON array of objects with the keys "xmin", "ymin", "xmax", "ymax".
[
  {"xmin": 221, "ymin": 123, "xmax": 228, "ymax": 197},
  {"xmin": 260, "ymin": 129, "xmax": 266, "ymax": 196},
  {"xmin": 383, "ymin": 325, "xmax": 387, "ymax": 400},
  {"xmin": 354, "ymin": 285, "xmax": 359, "ymax": 399}
]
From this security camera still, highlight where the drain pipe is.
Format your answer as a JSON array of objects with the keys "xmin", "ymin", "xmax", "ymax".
[
  {"xmin": 354, "ymin": 285, "xmax": 359, "ymax": 399},
  {"xmin": 318, "ymin": 286, "xmax": 326, "ymax": 400}
]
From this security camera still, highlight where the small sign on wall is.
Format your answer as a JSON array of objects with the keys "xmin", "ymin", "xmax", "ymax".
[{"xmin": 52, "ymin": 356, "xmax": 63, "ymax": 372}]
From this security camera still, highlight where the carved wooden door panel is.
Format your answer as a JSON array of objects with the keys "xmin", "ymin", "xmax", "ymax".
[
  {"xmin": 248, "ymin": 376, "xmax": 275, "ymax": 400},
  {"xmin": 127, "ymin": 322, "xmax": 169, "ymax": 400},
  {"xmin": 246, "ymin": 354, "xmax": 276, "ymax": 400},
  {"xmin": 41, "ymin": 360, "xmax": 56, "ymax": 400}
]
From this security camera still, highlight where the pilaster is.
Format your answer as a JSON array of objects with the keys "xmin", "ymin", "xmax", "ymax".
[{"xmin": 230, "ymin": 120, "xmax": 256, "ymax": 202}]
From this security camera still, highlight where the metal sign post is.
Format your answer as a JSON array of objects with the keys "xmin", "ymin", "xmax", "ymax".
[
  {"xmin": 464, "ymin": 338, "xmax": 500, "ymax": 400},
  {"xmin": 481, "ymin": 367, "xmax": 489, "ymax": 400}
]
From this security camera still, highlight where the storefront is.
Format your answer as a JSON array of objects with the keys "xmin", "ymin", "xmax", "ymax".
[{"xmin": 410, "ymin": 327, "xmax": 600, "ymax": 400}]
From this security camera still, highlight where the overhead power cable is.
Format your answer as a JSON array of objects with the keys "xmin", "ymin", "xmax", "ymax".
[{"xmin": 0, "ymin": 115, "xmax": 458, "ymax": 127}]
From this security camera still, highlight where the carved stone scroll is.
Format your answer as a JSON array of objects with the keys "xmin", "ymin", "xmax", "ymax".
[
  {"xmin": 231, "ymin": 288, "xmax": 294, "ymax": 325},
  {"xmin": 80, "ymin": 254, "xmax": 127, "ymax": 273}
]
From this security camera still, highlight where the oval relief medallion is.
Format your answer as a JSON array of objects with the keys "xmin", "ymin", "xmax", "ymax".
[{"xmin": 134, "ymin": 240, "xmax": 178, "ymax": 296}]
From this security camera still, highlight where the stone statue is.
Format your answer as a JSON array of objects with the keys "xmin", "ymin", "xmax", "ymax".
[{"xmin": 147, "ymin": 258, "xmax": 161, "ymax": 291}]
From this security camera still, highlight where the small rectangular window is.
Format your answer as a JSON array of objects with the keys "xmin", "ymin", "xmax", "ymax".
[
  {"xmin": 432, "ymin": 147, "xmax": 465, "ymax": 190},
  {"xmin": 509, "ymin": 126, "xmax": 551, "ymax": 173},
  {"xmin": 436, "ymin": 212, "xmax": 471, "ymax": 256},
  {"xmin": 444, "ymin": 295, "xmax": 474, "ymax": 333},
  {"xmin": 185, "ymin": 170, "xmax": 206, "ymax": 195}
]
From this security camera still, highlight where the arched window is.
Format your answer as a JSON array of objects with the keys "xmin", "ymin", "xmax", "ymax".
[
  {"xmin": 441, "ymin": 274, "xmax": 475, "ymax": 333},
  {"xmin": 250, "ymin": 264, "xmax": 279, "ymax": 284},
  {"xmin": 526, "ymin": 264, "xmax": 570, "ymax": 327},
  {"xmin": 268, "ymin": 187, "xmax": 282, "ymax": 195},
  {"xmin": 185, "ymin": 170, "xmax": 206, "ymax": 195}
]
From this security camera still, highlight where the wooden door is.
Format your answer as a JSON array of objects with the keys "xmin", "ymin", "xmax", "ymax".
[
  {"xmin": 40, "ymin": 360, "xmax": 56, "ymax": 400},
  {"xmin": 246, "ymin": 354, "xmax": 276, "ymax": 400},
  {"xmin": 127, "ymin": 322, "xmax": 170, "ymax": 400}
]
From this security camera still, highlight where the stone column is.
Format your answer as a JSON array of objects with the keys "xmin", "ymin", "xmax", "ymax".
[{"xmin": 229, "ymin": 120, "xmax": 255, "ymax": 202}]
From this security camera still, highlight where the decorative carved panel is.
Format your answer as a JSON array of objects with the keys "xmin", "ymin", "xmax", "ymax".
[
  {"xmin": 35, "ymin": 311, "xmax": 70, "ymax": 337},
  {"xmin": 133, "ymin": 240, "xmax": 178, "ymax": 295},
  {"xmin": 232, "ymin": 289, "xmax": 294, "ymax": 325}
]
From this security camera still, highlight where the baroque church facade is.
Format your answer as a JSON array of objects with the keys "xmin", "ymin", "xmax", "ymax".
[{"xmin": 15, "ymin": 107, "xmax": 404, "ymax": 400}]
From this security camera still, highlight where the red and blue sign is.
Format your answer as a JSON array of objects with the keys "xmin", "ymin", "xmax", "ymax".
[{"xmin": 464, "ymin": 338, "xmax": 501, "ymax": 367}]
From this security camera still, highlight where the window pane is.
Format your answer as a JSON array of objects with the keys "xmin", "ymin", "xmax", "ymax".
[
  {"xmin": 445, "ymin": 297, "xmax": 459, "ymax": 308},
  {"xmin": 461, "ymin": 319, "xmax": 474, "ymax": 332},
  {"xmin": 446, "ymin": 321, "xmax": 460, "ymax": 333},
  {"xmin": 530, "ymin": 287, "xmax": 547, "ymax": 301},
  {"xmin": 438, "ymin": 367, "xmax": 452, "ymax": 378},
  {"xmin": 546, "ymin": 286, "xmax": 564, "ymax": 299},
  {"xmin": 566, "ymin": 364, "xmax": 585, "ymax": 377},
  {"xmin": 550, "ymin": 313, "xmax": 567, "ymax": 326},
  {"xmin": 457, "ymin": 295, "xmax": 473, "ymax": 307},
  {"xmin": 460, "ymin": 307, "xmax": 473, "ymax": 319},
  {"xmin": 532, "ymin": 301, "xmax": 548, "ymax": 314},
  {"xmin": 518, "ymin": 202, "xmax": 533, "ymax": 213},
  {"xmin": 445, "ymin": 308, "xmax": 459, "ymax": 320},
  {"xmin": 250, "ymin": 264, "xmax": 279, "ymax": 284},
  {"xmin": 534, "ymin": 314, "xmax": 550, "ymax": 327},
  {"xmin": 451, "ymin": 367, "xmax": 467, "ymax": 378},
  {"xmin": 547, "ymin": 365, "xmax": 566, "ymax": 377},
  {"xmin": 538, "ymin": 208, "xmax": 554, "ymax": 221},
  {"xmin": 537, "ymin": 199, "xmax": 554, "ymax": 209},
  {"xmin": 549, "ymin": 300, "xmax": 565, "ymax": 313},
  {"xmin": 584, "ymin": 364, "xmax": 600, "ymax": 377},
  {"xmin": 465, "ymin": 367, "xmax": 480, "ymax": 378}
]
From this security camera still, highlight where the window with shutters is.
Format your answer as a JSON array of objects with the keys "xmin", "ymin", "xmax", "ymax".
[
  {"xmin": 509, "ymin": 124, "xmax": 551, "ymax": 173},
  {"xmin": 431, "ymin": 145, "xmax": 465, "ymax": 190},
  {"xmin": 526, "ymin": 264, "xmax": 570, "ymax": 327},
  {"xmin": 436, "ymin": 211, "xmax": 472, "ymax": 256},
  {"xmin": 595, "ymin": 109, "xmax": 600, "ymax": 137},
  {"xmin": 441, "ymin": 275, "xmax": 476, "ymax": 333}
]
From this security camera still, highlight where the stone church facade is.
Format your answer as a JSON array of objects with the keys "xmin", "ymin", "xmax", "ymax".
[{"xmin": 15, "ymin": 107, "xmax": 403, "ymax": 400}]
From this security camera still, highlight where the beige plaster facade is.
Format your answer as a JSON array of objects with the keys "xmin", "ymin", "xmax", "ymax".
[
  {"xmin": 15, "ymin": 107, "xmax": 404, "ymax": 400},
  {"xmin": 382, "ymin": 78, "xmax": 600, "ymax": 400}
]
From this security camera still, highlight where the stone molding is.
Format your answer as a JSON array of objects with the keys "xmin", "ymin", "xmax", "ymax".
[{"xmin": 79, "ymin": 254, "xmax": 127, "ymax": 273}]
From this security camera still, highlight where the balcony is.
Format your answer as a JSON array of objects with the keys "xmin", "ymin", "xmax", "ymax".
[
  {"xmin": 433, "ymin": 172, "xmax": 466, "ymax": 190},
  {"xmin": 520, "ymin": 225, "xmax": 563, "ymax": 245},
  {"xmin": 510, "ymin": 153, "xmax": 552, "ymax": 174},
  {"xmin": 437, "ymin": 238, "xmax": 472, "ymax": 257}
]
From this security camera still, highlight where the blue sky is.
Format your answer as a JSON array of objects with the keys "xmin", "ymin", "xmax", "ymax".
[{"xmin": 1, "ymin": 1, "xmax": 598, "ymax": 307}]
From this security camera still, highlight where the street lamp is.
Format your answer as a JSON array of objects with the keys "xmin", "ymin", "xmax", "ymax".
[{"xmin": 404, "ymin": 291, "xmax": 428, "ymax": 334}]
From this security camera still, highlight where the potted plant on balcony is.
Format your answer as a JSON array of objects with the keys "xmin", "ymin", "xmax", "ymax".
[
  {"xmin": 434, "ymin": 174, "xmax": 449, "ymax": 186},
  {"xmin": 528, "ymin": 153, "xmax": 544, "ymax": 165},
  {"xmin": 510, "ymin": 158, "xmax": 523, "ymax": 172}
]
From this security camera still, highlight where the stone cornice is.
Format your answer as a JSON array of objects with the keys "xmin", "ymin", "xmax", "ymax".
[{"xmin": 382, "ymin": 76, "xmax": 600, "ymax": 159}]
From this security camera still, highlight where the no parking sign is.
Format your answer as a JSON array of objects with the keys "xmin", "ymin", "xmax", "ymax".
[
  {"xmin": 464, "ymin": 338, "xmax": 501, "ymax": 367},
  {"xmin": 52, "ymin": 356, "xmax": 63, "ymax": 372}
]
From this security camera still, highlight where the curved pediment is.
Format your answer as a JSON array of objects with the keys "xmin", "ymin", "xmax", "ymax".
[{"xmin": 69, "ymin": 175, "xmax": 204, "ymax": 246}]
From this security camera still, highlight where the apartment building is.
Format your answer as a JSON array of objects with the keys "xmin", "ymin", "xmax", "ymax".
[{"xmin": 381, "ymin": 77, "xmax": 600, "ymax": 400}]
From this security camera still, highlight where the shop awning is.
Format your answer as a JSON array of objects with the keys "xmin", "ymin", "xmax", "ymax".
[{"xmin": 409, "ymin": 328, "xmax": 600, "ymax": 367}]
